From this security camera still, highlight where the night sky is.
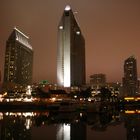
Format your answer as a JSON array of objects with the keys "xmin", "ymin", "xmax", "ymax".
[{"xmin": 0, "ymin": 0, "xmax": 140, "ymax": 84}]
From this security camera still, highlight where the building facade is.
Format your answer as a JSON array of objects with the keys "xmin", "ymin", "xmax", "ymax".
[
  {"xmin": 123, "ymin": 56, "xmax": 138, "ymax": 96},
  {"xmin": 4, "ymin": 27, "xmax": 33, "ymax": 85},
  {"xmin": 89, "ymin": 74, "xmax": 121, "ymax": 98},
  {"xmin": 57, "ymin": 5, "xmax": 85, "ymax": 87},
  {"xmin": 90, "ymin": 74, "xmax": 106, "ymax": 86}
]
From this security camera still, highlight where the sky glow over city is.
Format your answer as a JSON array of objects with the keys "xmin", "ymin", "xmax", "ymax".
[{"xmin": 0, "ymin": 0, "xmax": 140, "ymax": 83}]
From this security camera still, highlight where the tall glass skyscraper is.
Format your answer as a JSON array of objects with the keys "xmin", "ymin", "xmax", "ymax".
[
  {"xmin": 4, "ymin": 27, "xmax": 33, "ymax": 85},
  {"xmin": 57, "ymin": 5, "xmax": 85, "ymax": 87},
  {"xmin": 123, "ymin": 56, "xmax": 138, "ymax": 96}
]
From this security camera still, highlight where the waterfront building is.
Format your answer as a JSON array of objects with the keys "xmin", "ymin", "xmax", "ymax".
[
  {"xmin": 90, "ymin": 74, "xmax": 106, "ymax": 86},
  {"xmin": 105, "ymin": 82, "xmax": 122, "ymax": 99},
  {"xmin": 89, "ymin": 73, "xmax": 121, "ymax": 98},
  {"xmin": 3, "ymin": 27, "xmax": 33, "ymax": 85},
  {"xmin": 57, "ymin": 5, "xmax": 85, "ymax": 87},
  {"xmin": 90, "ymin": 74, "xmax": 106, "ymax": 96},
  {"xmin": 122, "ymin": 56, "xmax": 138, "ymax": 96}
]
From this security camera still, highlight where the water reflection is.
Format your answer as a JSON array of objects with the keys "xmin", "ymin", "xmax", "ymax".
[
  {"xmin": 56, "ymin": 123, "xmax": 87, "ymax": 140},
  {"xmin": 0, "ymin": 112, "xmax": 32, "ymax": 140},
  {"xmin": 0, "ymin": 109, "xmax": 140, "ymax": 140},
  {"xmin": 57, "ymin": 124, "xmax": 71, "ymax": 140},
  {"xmin": 123, "ymin": 111, "xmax": 140, "ymax": 140}
]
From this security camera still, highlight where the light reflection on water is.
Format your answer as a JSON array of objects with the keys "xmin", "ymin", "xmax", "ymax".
[
  {"xmin": 56, "ymin": 124, "xmax": 71, "ymax": 140},
  {"xmin": 0, "ymin": 110, "xmax": 140, "ymax": 140}
]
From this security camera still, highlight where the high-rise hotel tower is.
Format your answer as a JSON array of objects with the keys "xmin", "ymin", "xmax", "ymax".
[
  {"xmin": 4, "ymin": 27, "xmax": 33, "ymax": 85},
  {"xmin": 57, "ymin": 5, "xmax": 85, "ymax": 87},
  {"xmin": 123, "ymin": 56, "xmax": 138, "ymax": 96}
]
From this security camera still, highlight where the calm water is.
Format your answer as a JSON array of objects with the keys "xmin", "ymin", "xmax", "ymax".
[{"xmin": 0, "ymin": 109, "xmax": 139, "ymax": 140}]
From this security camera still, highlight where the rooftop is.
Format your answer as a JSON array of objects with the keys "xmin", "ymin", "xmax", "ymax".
[{"xmin": 11, "ymin": 27, "xmax": 32, "ymax": 50}]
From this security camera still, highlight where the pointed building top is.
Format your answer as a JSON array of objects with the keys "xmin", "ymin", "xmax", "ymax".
[{"xmin": 65, "ymin": 5, "xmax": 71, "ymax": 11}]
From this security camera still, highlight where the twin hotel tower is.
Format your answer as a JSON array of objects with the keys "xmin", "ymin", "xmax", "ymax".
[
  {"xmin": 2, "ymin": 5, "xmax": 139, "ymax": 97},
  {"xmin": 3, "ymin": 5, "xmax": 85, "ymax": 88}
]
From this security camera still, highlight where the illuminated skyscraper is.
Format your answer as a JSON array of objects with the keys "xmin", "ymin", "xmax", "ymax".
[
  {"xmin": 57, "ymin": 5, "xmax": 85, "ymax": 87},
  {"xmin": 4, "ymin": 27, "xmax": 33, "ymax": 85},
  {"xmin": 123, "ymin": 56, "xmax": 138, "ymax": 96}
]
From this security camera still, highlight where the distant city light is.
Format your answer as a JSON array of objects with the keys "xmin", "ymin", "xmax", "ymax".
[
  {"xmin": 124, "ymin": 97, "xmax": 134, "ymax": 100},
  {"xmin": 125, "ymin": 110, "xmax": 135, "ymax": 114},
  {"xmin": 51, "ymin": 97, "xmax": 56, "ymax": 102},
  {"xmin": 125, "ymin": 110, "xmax": 140, "ymax": 114},
  {"xmin": 4, "ymin": 112, "xmax": 36, "ymax": 117},
  {"xmin": 23, "ymin": 97, "xmax": 33, "ymax": 102},
  {"xmin": 74, "ymin": 95, "xmax": 77, "ymax": 98}
]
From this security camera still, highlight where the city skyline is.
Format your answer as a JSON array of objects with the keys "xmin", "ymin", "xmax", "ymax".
[{"xmin": 0, "ymin": 0, "xmax": 140, "ymax": 83}]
